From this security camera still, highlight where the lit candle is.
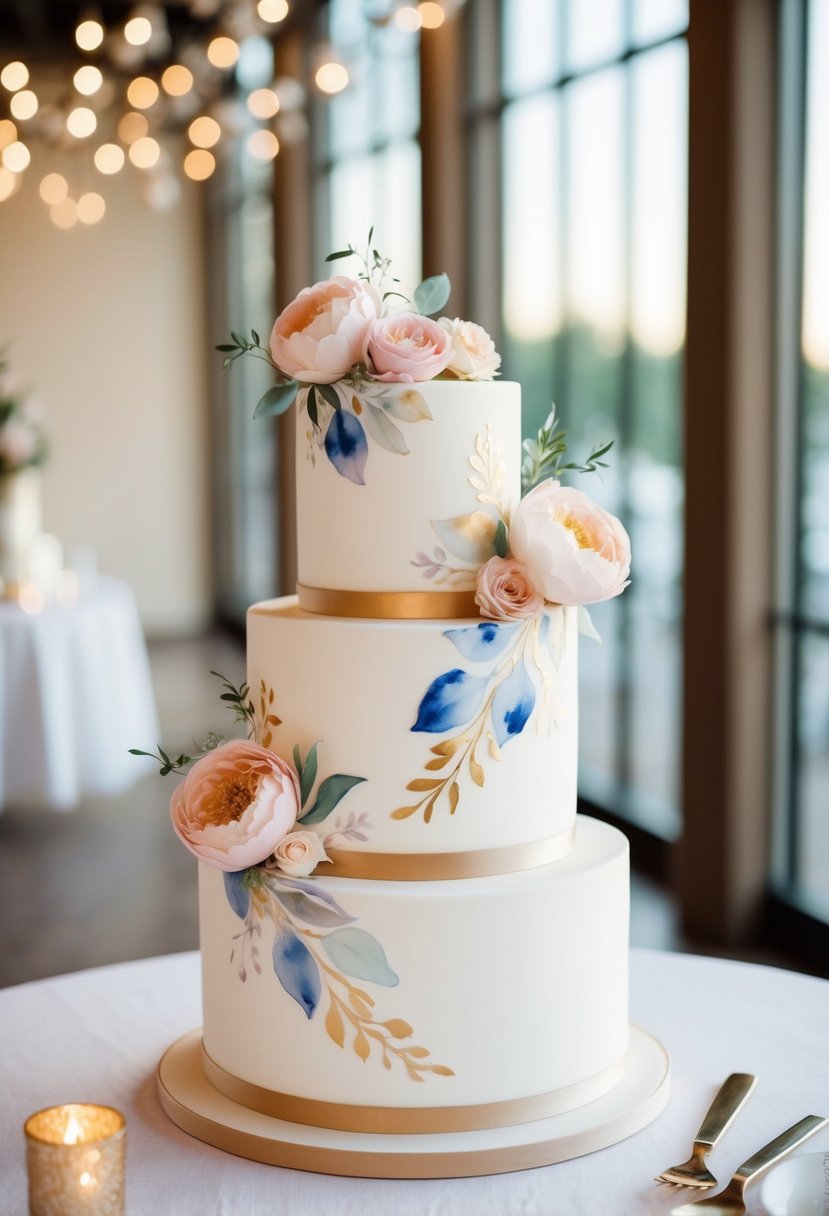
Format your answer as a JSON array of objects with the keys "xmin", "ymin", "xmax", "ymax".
[{"xmin": 24, "ymin": 1104, "xmax": 125, "ymax": 1216}]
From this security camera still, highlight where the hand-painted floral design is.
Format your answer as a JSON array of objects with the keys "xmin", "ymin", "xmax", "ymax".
[
  {"xmin": 299, "ymin": 380, "xmax": 433, "ymax": 485},
  {"xmin": 225, "ymin": 867, "xmax": 454, "ymax": 1081},
  {"xmin": 392, "ymin": 611, "xmax": 566, "ymax": 823}
]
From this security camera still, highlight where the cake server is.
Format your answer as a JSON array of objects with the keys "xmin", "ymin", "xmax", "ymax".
[
  {"xmin": 656, "ymin": 1072, "xmax": 758, "ymax": 1187},
  {"xmin": 669, "ymin": 1115, "xmax": 829, "ymax": 1215}
]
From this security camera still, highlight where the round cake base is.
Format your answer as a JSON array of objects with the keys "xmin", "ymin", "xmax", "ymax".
[{"xmin": 156, "ymin": 1025, "xmax": 669, "ymax": 1179}]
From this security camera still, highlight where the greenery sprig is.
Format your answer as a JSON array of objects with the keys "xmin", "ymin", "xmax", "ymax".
[
  {"xmin": 325, "ymin": 228, "xmax": 451, "ymax": 315},
  {"xmin": 129, "ymin": 672, "xmax": 252, "ymax": 778},
  {"xmin": 521, "ymin": 405, "xmax": 613, "ymax": 495}
]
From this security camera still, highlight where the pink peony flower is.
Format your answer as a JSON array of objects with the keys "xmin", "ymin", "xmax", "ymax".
[
  {"xmin": 269, "ymin": 275, "xmax": 379, "ymax": 384},
  {"xmin": 364, "ymin": 312, "xmax": 453, "ymax": 383},
  {"xmin": 170, "ymin": 740, "xmax": 300, "ymax": 872},
  {"xmin": 510, "ymin": 480, "xmax": 631, "ymax": 606},
  {"xmin": 267, "ymin": 830, "xmax": 330, "ymax": 877},
  {"xmin": 438, "ymin": 317, "xmax": 501, "ymax": 380},
  {"xmin": 475, "ymin": 555, "xmax": 544, "ymax": 620}
]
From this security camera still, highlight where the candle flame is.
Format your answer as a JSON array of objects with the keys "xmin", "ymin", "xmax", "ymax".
[{"xmin": 63, "ymin": 1113, "xmax": 84, "ymax": 1144}]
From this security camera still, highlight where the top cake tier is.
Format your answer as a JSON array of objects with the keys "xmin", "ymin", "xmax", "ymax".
[{"xmin": 295, "ymin": 380, "xmax": 521, "ymax": 617}]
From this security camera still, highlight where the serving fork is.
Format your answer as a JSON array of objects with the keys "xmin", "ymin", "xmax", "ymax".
[
  {"xmin": 656, "ymin": 1073, "xmax": 758, "ymax": 1188},
  {"xmin": 669, "ymin": 1115, "xmax": 828, "ymax": 1215}
]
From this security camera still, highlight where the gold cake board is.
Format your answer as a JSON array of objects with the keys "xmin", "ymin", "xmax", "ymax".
[{"xmin": 156, "ymin": 1026, "xmax": 670, "ymax": 1179}]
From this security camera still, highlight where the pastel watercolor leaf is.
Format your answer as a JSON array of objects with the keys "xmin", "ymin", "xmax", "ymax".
[
  {"xmin": 299, "ymin": 741, "xmax": 319, "ymax": 807},
  {"xmin": 379, "ymin": 390, "xmax": 433, "ymax": 423},
  {"xmin": 413, "ymin": 272, "xmax": 451, "ymax": 316},
  {"xmin": 324, "ymin": 407, "xmax": 368, "ymax": 484},
  {"xmin": 491, "ymin": 663, "xmax": 536, "ymax": 747},
  {"xmin": 432, "ymin": 512, "xmax": 497, "ymax": 565},
  {"xmin": 299, "ymin": 774, "xmax": 367, "ymax": 825},
  {"xmin": 223, "ymin": 871, "xmax": 249, "ymax": 920},
  {"xmin": 361, "ymin": 402, "xmax": 409, "ymax": 455},
  {"xmin": 578, "ymin": 605, "xmax": 602, "ymax": 644},
  {"xmin": 272, "ymin": 925, "xmax": 321, "ymax": 1019},
  {"xmin": 443, "ymin": 621, "xmax": 521, "ymax": 663},
  {"xmin": 538, "ymin": 613, "xmax": 551, "ymax": 645},
  {"xmin": 412, "ymin": 669, "xmax": 490, "ymax": 733},
  {"xmin": 254, "ymin": 381, "xmax": 298, "ymax": 419},
  {"xmin": 321, "ymin": 927, "xmax": 399, "ymax": 987},
  {"xmin": 277, "ymin": 877, "xmax": 353, "ymax": 917},
  {"xmin": 270, "ymin": 887, "xmax": 356, "ymax": 929}
]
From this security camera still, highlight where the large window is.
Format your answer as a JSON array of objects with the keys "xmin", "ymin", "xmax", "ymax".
[
  {"xmin": 774, "ymin": 0, "xmax": 829, "ymax": 923},
  {"xmin": 468, "ymin": 0, "xmax": 688, "ymax": 838}
]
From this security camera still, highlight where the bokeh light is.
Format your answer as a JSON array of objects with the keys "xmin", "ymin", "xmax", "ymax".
[
  {"xmin": 39, "ymin": 173, "xmax": 69, "ymax": 204},
  {"xmin": 207, "ymin": 37, "xmax": 239, "ymax": 69},
  {"xmin": 127, "ymin": 76, "xmax": 159, "ymax": 109},
  {"xmin": 67, "ymin": 106, "xmax": 97, "ymax": 138},
  {"xmin": 247, "ymin": 88, "xmax": 279, "ymax": 119},
  {"xmin": 94, "ymin": 143, "xmax": 125, "ymax": 174},
  {"xmin": 247, "ymin": 129, "xmax": 279, "ymax": 160},
  {"xmin": 183, "ymin": 149, "xmax": 215, "ymax": 180},
  {"xmin": 74, "ymin": 65, "xmax": 103, "ymax": 95},
  {"xmin": 77, "ymin": 192, "xmax": 106, "ymax": 224},
  {"xmin": 75, "ymin": 20, "xmax": 104, "ymax": 51},
  {"xmin": 188, "ymin": 115, "xmax": 221, "ymax": 148},
  {"xmin": 161, "ymin": 65, "xmax": 193, "ymax": 96},
  {"xmin": 1, "ymin": 62, "xmax": 29, "ymax": 92},
  {"xmin": 128, "ymin": 135, "xmax": 161, "ymax": 168}
]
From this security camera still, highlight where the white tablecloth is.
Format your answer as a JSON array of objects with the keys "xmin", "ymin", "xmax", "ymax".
[
  {"xmin": 0, "ymin": 576, "xmax": 158, "ymax": 810},
  {"xmin": 1, "ymin": 948, "xmax": 827, "ymax": 1214}
]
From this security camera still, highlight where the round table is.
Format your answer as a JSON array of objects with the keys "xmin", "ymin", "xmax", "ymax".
[
  {"xmin": 0, "ymin": 575, "xmax": 158, "ymax": 810},
  {"xmin": 0, "ymin": 948, "xmax": 827, "ymax": 1214}
]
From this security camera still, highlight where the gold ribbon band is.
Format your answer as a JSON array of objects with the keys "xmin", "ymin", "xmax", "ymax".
[
  {"xmin": 323, "ymin": 827, "xmax": 576, "ymax": 881},
  {"xmin": 296, "ymin": 583, "xmax": 478, "ymax": 620},
  {"xmin": 201, "ymin": 1044, "xmax": 626, "ymax": 1135}
]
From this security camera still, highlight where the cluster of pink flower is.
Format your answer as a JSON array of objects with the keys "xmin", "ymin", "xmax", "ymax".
[{"xmin": 269, "ymin": 275, "xmax": 500, "ymax": 386}]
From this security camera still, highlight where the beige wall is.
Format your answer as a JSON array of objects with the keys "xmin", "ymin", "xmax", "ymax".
[{"xmin": 0, "ymin": 155, "xmax": 211, "ymax": 634}]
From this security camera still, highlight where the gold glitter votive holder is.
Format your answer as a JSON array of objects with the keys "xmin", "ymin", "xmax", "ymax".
[{"xmin": 24, "ymin": 1104, "xmax": 126, "ymax": 1216}]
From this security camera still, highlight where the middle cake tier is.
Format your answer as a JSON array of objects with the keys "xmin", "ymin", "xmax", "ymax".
[{"xmin": 248, "ymin": 595, "xmax": 578, "ymax": 870}]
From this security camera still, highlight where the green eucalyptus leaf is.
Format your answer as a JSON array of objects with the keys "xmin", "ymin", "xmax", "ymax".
[
  {"xmin": 325, "ymin": 248, "xmax": 353, "ymax": 262},
  {"xmin": 230, "ymin": 330, "xmax": 245, "ymax": 346},
  {"xmin": 413, "ymin": 273, "xmax": 451, "ymax": 317},
  {"xmin": 300, "ymin": 741, "xmax": 319, "ymax": 808},
  {"xmin": 299, "ymin": 774, "xmax": 366, "ymax": 825},
  {"xmin": 216, "ymin": 344, "xmax": 238, "ymax": 352},
  {"xmin": 494, "ymin": 518, "xmax": 509, "ymax": 558},
  {"xmin": 316, "ymin": 383, "xmax": 341, "ymax": 412},
  {"xmin": 306, "ymin": 385, "xmax": 319, "ymax": 430},
  {"xmin": 253, "ymin": 381, "xmax": 299, "ymax": 419}
]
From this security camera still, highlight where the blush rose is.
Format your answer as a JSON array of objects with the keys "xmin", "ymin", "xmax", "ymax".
[
  {"xmin": 509, "ymin": 480, "xmax": 631, "ymax": 606},
  {"xmin": 267, "ymin": 830, "xmax": 331, "ymax": 878},
  {"xmin": 438, "ymin": 317, "xmax": 501, "ymax": 380},
  {"xmin": 170, "ymin": 740, "xmax": 300, "ymax": 872},
  {"xmin": 269, "ymin": 275, "xmax": 379, "ymax": 384},
  {"xmin": 363, "ymin": 312, "xmax": 453, "ymax": 383},
  {"xmin": 475, "ymin": 555, "xmax": 544, "ymax": 621}
]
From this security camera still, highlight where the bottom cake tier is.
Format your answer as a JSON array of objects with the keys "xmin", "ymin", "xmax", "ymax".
[{"xmin": 199, "ymin": 815, "xmax": 629, "ymax": 1134}]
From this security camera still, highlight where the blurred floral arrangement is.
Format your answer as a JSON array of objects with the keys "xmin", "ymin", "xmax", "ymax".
[{"xmin": 0, "ymin": 360, "xmax": 47, "ymax": 477}]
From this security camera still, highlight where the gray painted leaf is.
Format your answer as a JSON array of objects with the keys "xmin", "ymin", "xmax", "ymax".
[{"xmin": 321, "ymin": 927, "xmax": 399, "ymax": 987}]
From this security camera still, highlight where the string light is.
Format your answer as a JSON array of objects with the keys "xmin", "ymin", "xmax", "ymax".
[
  {"xmin": 94, "ymin": 143, "xmax": 125, "ymax": 174},
  {"xmin": 73, "ymin": 65, "xmax": 103, "ymax": 95},
  {"xmin": 2, "ymin": 141, "xmax": 30, "ymax": 172},
  {"xmin": 247, "ymin": 129, "xmax": 279, "ymax": 160},
  {"xmin": 75, "ymin": 19, "xmax": 104, "ymax": 51},
  {"xmin": 314, "ymin": 61, "xmax": 349, "ymax": 95},
  {"xmin": 161, "ymin": 64, "xmax": 193, "ymax": 96},
  {"xmin": 128, "ymin": 135, "xmax": 161, "ymax": 168},
  {"xmin": 66, "ymin": 107, "xmax": 97, "ymax": 138},
  {"xmin": 39, "ymin": 173, "xmax": 69, "ymax": 204},
  {"xmin": 127, "ymin": 76, "xmax": 159, "ymax": 109},
  {"xmin": 51, "ymin": 198, "xmax": 79, "ymax": 229},
  {"xmin": 0, "ymin": 119, "xmax": 16, "ymax": 149},
  {"xmin": 0, "ymin": 61, "xmax": 29, "ymax": 92},
  {"xmin": 183, "ymin": 148, "xmax": 215, "ymax": 180},
  {"xmin": 417, "ymin": 2, "xmax": 446, "ymax": 28},
  {"xmin": 9, "ymin": 90, "xmax": 37, "ymax": 120},
  {"xmin": 118, "ymin": 111, "xmax": 149, "ymax": 143},
  {"xmin": 257, "ymin": 0, "xmax": 289, "ymax": 21},
  {"xmin": 77, "ymin": 192, "xmax": 106, "ymax": 224},
  {"xmin": 0, "ymin": 167, "xmax": 18, "ymax": 202},
  {"xmin": 247, "ymin": 88, "xmax": 279, "ymax": 119},
  {"xmin": 207, "ymin": 37, "xmax": 239, "ymax": 69},
  {"xmin": 124, "ymin": 15, "xmax": 152, "ymax": 46},
  {"xmin": 394, "ymin": 6, "xmax": 422, "ymax": 31},
  {"xmin": 188, "ymin": 115, "xmax": 220, "ymax": 148}
]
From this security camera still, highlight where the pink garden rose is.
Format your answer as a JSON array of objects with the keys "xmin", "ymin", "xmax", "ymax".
[
  {"xmin": 170, "ymin": 740, "xmax": 300, "ymax": 872},
  {"xmin": 510, "ymin": 480, "xmax": 631, "ymax": 606},
  {"xmin": 363, "ymin": 312, "xmax": 453, "ymax": 383},
  {"xmin": 267, "ymin": 830, "xmax": 330, "ymax": 878},
  {"xmin": 438, "ymin": 317, "xmax": 501, "ymax": 380},
  {"xmin": 269, "ymin": 275, "xmax": 379, "ymax": 384},
  {"xmin": 475, "ymin": 555, "xmax": 544, "ymax": 621}
]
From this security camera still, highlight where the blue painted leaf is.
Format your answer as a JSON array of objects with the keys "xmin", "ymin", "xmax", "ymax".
[
  {"xmin": 299, "ymin": 774, "xmax": 366, "ymax": 825},
  {"xmin": 491, "ymin": 663, "xmax": 536, "ymax": 747},
  {"xmin": 321, "ymin": 928, "xmax": 399, "ymax": 987},
  {"xmin": 538, "ymin": 612, "xmax": 551, "ymax": 645},
  {"xmin": 272, "ymin": 925, "xmax": 321, "ymax": 1019},
  {"xmin": 299, "ymin": 741, "xmax": 319, "ymax": 808},
  {"xmin": 223, "ymin": 871, "xmax": 249, "ymax": 920},
  {"xmin": 443, "ymin": 621, "xmax": 521, "ymax": 663},
  {"xmin": 271, "ymin": 886, "xmax": 355, "ymax": 929},
  {"xmin": 412, "ymin": 669, "xmax": 489, "ymax": 733},
  {"xmin": 277, "ymin": 877, "xmax": 352, "ymax": 918},
  {"xmin": 324, "ymin": 409, "xmax": 368, "ymax": 485}
]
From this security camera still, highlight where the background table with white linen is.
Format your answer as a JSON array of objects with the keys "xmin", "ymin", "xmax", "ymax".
[
  {"xmin": 1, "ymin": 947, "xmax": 827, "ymax": 1215},
  {"xmin": 0, "ymin": 575, "xmax": 158, "ymax": 811}
]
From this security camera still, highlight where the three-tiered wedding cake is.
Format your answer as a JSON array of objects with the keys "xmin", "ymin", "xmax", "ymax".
[{"xmin": 156, "ymin": 268, "xmax": 669, "ymax": 1175}]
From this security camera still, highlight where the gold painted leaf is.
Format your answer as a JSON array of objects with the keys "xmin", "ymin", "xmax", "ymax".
[
  {"xmin": 407, "ymin": 778, "xmax": 442, "ymax": 791},
  {"xmin": 268, "ymin": 687, "xmax": 274, "ymax": 705},
  {"xmin": 350, "ymin": 994, "xmax": 372, "ymax": 1019},
  {"xmin": 406, "ymin": 1066, "xmax": 425, "ymax": 1083},
  {"xmin": 325, "ymin": 1001, "xmax": 345, "ymax": 1048},
  {"xmin": 469, "ymin": 757, "xmax": 485, "ymax": 787},
  {"xmin": 425, "ymin": 755, "xmax": 450, "ymax": 770},
  {"xmin": 262, "ymin": 731, "xmax": 272, "ymax": 749},
  {"xmin": 383, "ymin": 1055, "xmax": 392, "ymax": 1069},
  {"xmin": 353, "ymin": 1031, "xmax": 370, "ymax": 1062},
  {"xmin": 392, "ymin": 805, "xmax": 419, "ymax": 820},
  {"xmin": 407, "ymin": 1046, "xmax": 430, "ymax": 1058},
  {"xmin": 266, "ymin": 714, "xmax": 281, "ymax": 726},
  {"xmin": 448, "ymin": 781, "xmax": 459, "ymax": 815},
  {"xmin": 488, "ymin": 735, "xmax": 501, "ymax": 761},
  {"xmin": 383, "ymin": 1018, "xmax": 413, "ymax": 1039},
  {"xmin": 423, "ymin": 790, "xmax": 440, "ymax": 825},
  {"xmin": 431, "ymin": 738, "xmax": 464, "ymax": 757},
  {"xmin": 428, "ymin": 1064, "xmax": 455, "ymax": 1076},
  {"xmin": 352, "ymin": 986, "xmax": 375, "ymax": 1007}
]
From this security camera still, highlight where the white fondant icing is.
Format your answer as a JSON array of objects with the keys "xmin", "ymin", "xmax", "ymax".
[
  {"xmin": 296, "ymin": 381, "xmax": 521, "ymax": 594},
  {"xmin": 200, "ymin": 816, "xmax": 629, "ymax": 1113},
  {"xmin": 247, "ymin": 596, "xmax": 578, "ymax": 856}
]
